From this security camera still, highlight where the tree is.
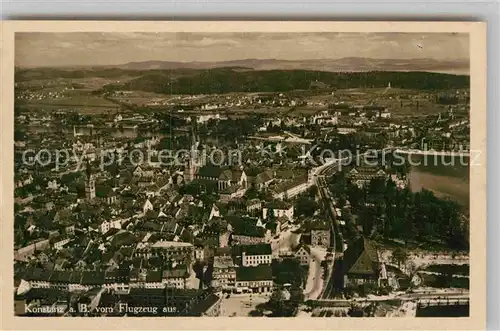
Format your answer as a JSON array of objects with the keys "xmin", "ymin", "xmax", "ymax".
[
  {"xmin": 244, "ymin": 186, "xmax": 259, "ymax": 200},
  {"xmin": 307, "ymin": 185, "xmax": 318, "ymax": 198},
  {"xmin": 295, "ymin": 196, "xmax": 318, "ymax": 218},
  {"xmin": 391, "ymin": 247, "xmax": 409, "ymax": 269}
]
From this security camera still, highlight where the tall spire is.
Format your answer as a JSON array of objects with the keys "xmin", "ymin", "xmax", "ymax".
[
  {"xmin": 85, "ymin": 160, "xmax": 92, "ymax": 179},
  {"xmin": 85, "ymin": 160, "xmax": 96, "ymax": 200},
  {"xmin": 191, "ymin": 116, "xmax": 199, "ymax": 148}
]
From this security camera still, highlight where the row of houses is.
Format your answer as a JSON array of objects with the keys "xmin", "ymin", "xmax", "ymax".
[{"xmin": 19, "ymin": 262, "xmax": 193, "ymax": 294}]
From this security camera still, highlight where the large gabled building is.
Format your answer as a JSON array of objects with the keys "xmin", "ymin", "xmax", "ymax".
[
  {"xmin": 342, "ymin": 237, "xmax": 381, "ymax": 287},
  {"xmin": 347, "ymin": 166, "xmax": 387, "ymax": 188},
  {"xmin": 195, "ymin": 165, "xmax": 248, "ymax": 193}
]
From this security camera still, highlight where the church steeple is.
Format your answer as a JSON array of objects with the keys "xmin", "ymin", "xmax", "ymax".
[
  {"xmin": 185, "ymin": 118, "xmax": 201, "ymax": 183},
  {"xmin": 85, "ymin": 161, "xmax": 95, "ymax": 200}
]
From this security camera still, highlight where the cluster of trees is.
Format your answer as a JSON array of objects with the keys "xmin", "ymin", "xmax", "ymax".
[
  {"xmin": 329, "ymin": 171, "xmax": 469, "ymax": 251},
  {"xmin": 99, "ymin": 68, "xmax": 469, "ymax": 95},
  {"xmin": 294, "ymin": 185, "xmax": 319, "ymax": 218},
  {"xmin": 201, "ymin": 116, "xmax": 264, "ymax": 142}
]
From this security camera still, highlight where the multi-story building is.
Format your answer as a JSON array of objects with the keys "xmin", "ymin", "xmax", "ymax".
[
  {"xmin": 135, "ymin": 241, "xmax": 194, "ymax": 265},
  {"xmin": 162, "ymin": 266, "xmax": 190, "ymax": 289},
  {"xmin": 235, "ymin": 265, "xmax": 273, "ymax": 293},
  {"xmin": 227, "ymin": 216, "xmax": 269, "ymax": 245},
  {"xmin": 262, "ymin": 201, "xmax": 294, "ymax": 221},
  {"xmin": 211, "ymin": 255, "xmax": 236, "ymax": 290},
  {"xmin": 233, "ymin": 243, "xmax": 273, "ymax": 267},
  {"xmin": 347, "ymin": 167, "xmax": 387, "ymax": 188}
]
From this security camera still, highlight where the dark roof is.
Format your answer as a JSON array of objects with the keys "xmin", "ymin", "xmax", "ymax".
[
  {"xmin": 48, "ymin": 270, "xmax": 72, "ymax": 283},
  {"xmin": 188, "ymin": 293, "xmax": 221, "ymax": 316},
  {"xmin": 253, "ymin": 170, "xmax": 274, "ymax": 185},
  {"xmin": 236, "ymin": 265, "xmax": 273, "ymax": 282},
  {"xmin": 129, "ymin": 287, "xmax": 165, "ymax": 298},
  {"xmin": 162, "ymin": 266, "xmax": 189, "ymax": 279},
  {"xmin": 231, "ymin": 169, "xmax": 244, "ymax": 182},
  {"xmin": 234, "ymin": 243, "xmax": 272, "ymax": 256},
  {"xmin": 265, "ymin": 200, "xmax": 292, "ymax": 210},
  {"xmin": 96, "ymin": 185, "xmax": 115, "ymax": 198},
  {"xmin": 146, "ymin": 270, "xmax": 163, "ymax": 282},
  {"xmin": 81, "ymin": 271, "xmax": 105, "ymax": 285},
  {"xmin": 309, "ymin": 222, "xmax": 330, "ymax": 231},
  {"xmin": 294, "ymin": 243, "xmax": 311, "ymax": 254},
  {"xmin": 342, "ymin": 237, "xmax": 379, "ymax": 276},
  {"xmin": 214, "ymin": 247, "xmax": 232, "ymax": 256},
  {"xmin": 110, "ymin": 231, "xmax": 138, "ymax": 247},
  {"xmin": 140, "ymin": 220, "xmax": 163, "ymax": 232},
  {"xmin": 23, "ymin": 267, "xmax": 52, "ymax": 282},
  {"xmin": 197, "ymin": 165, "xmax": 224, "ymax": 179},
  {"xmin": 69, "ymin": 270, "xmax": 83, "ymax": 283},
  {"xmin": 227, "ymin": 216, "xmax": 265, "ymax": 238},
  {"xmin": 21, "ymin": 288, "xmax": 68, "ymax": 302}
]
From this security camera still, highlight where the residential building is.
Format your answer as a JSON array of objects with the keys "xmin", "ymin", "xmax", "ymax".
[
  {"xmin": 162, "ymin": 265, "xmax": 190, "ymax": 289},
  {"xmin": 211, "ymin": 255, "xmax": 236, "ymax": 290},
  {"xmin": 233, "ymin": 243, "xmax": 273, "ymax": 267},
  {"xmin": 347, "ymin": 167, "xmax": 387, "ymax": 188},
  {"xmin": 135, "ymin": 241, "xmax": 194, "ymax": 265},
  {"xmin": 294, "ymin": 244, "xmax": 311, "ymax": 266},
  {"xmin": 262, "ymin": 201, "xmax": 294, "ymax": 221},
  {"xmin": 235, "ymin": 265, "xmax": 273, "ymax": 293}
]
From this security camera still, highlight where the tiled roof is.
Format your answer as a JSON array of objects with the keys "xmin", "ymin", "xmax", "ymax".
[
  {"xmin": 227, "ymin": 216, "xmax": 265, "ymax": 238},
  {"xmin": 81, "ymin": 271, "xmax": 105, "ymax": 285},
  {"xmin": 342, "ymin": 237, "xmax": 379, "ymax": 276},
  {"xmin": 233, "ymin": 243, "xmax": 272, "ymax": 256},
  {"xmin": 162, "ymin": 266, "xmax": 189, "ymax": 279},
  {"xmin": 197, "ymin": 165, "xmax": 224, "ymax": 179},
  {"xmin": 236, "ymin": 265, "xmax": 273, "ymax": 282}
]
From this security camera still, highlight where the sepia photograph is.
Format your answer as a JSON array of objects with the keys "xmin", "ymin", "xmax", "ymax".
[{"xmin": 1, "ymin": 21, "xmax": 487, "ymax": 330}]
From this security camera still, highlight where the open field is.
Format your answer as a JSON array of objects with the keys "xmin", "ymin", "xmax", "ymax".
[
  {"xmin": 18, "ymin": 95, "xmax": 120, "ymax": 114},
  {"xmin": 26, "ymin": 96, "xmax": 119, "ymax": 108},
  {"xmin": 16, "ymin": 76, "xmax": 138, "ymax": 91}
]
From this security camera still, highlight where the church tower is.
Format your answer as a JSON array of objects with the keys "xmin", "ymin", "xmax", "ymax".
[
  {"xmin": 85, "ymin": 162, "xmax": 96, "ymax": 200},
  {"xmin": 185, "ymin": 118, "xmax": 201, "ymax": 183}
]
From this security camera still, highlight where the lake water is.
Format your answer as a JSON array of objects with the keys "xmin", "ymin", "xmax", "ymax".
[{"xmin": 402, "ymin": 154, "xmax": 470, "ymax": 208}]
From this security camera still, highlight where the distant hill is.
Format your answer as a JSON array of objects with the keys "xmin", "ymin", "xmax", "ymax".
[{"xmin": 107, "ymin": 57, "xmax": 469, "ymax": 75}]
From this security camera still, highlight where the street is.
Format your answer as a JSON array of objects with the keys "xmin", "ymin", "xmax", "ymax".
[
  {"xmin": 270, "ymin": 225, "xmax": 300, "ymax": 256},
  {"xmin": 304, "ymin": 246, "xmax": 327, "ymax": 299}
]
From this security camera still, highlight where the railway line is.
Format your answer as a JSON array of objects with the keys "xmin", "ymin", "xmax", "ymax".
[{"xmin": 313, "ymin": 162, "xmax": 345, "ymax": 299}]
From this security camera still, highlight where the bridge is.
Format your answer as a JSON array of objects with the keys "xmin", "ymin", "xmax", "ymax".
[{"xmin": 309, "ymin": 293, "xmax": 469, "ymax": 308}]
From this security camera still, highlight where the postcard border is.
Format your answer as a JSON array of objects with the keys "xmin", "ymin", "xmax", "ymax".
[{"xmin": 0, "ymin": 21, "xmax": 487, "ymax": 331}]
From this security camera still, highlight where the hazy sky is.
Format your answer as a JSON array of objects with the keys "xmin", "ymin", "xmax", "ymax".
[{"xmin": 15, "ymin": 32, "xmax": 469, "ymax": 67}]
